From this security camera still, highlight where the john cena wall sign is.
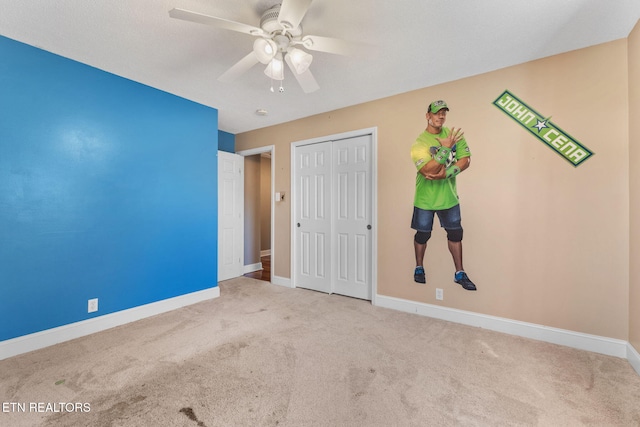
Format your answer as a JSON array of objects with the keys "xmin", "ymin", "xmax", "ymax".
[{"xmin": 493, "ymin": 90, "xmax": 594, "ymax": 167}]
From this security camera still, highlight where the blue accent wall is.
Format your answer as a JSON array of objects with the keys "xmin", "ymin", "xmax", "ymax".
[
  {"xmin": 0, "ymin": 36, "xmax": 219, "ymax": 342},
  {"xmin": 218, "ymin": 130, "xmax": 235, "ymax": 153}
]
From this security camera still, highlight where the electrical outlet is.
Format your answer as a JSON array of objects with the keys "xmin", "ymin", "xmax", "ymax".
[
  {"xmin": 88, "ymin": 298, "xmax": 98, "ymax": 313},
  {"xmin": 436, "ymin": 288, "xmax": 443, "ymax": 301}
]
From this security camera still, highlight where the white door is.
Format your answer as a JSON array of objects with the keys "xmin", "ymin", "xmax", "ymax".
[
  {"xmin": 218, "ymin": 151, "xmax": 244, "ymax": 282},
  {"xmin": 293, "ymin": 132, "xmax": 374, "ymax": 300},
  {"xmin": 333, "ymin": 135, "xmax": 373, "ymax": 300},
  {"xmin": 294, "ymin": 142, "xmax": 332, "ymax": 293}
]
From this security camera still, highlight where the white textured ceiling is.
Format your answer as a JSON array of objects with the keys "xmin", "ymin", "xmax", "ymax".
[{"xmin": 0, "ymin": 0, "xmax": 638, "ymax": 134}]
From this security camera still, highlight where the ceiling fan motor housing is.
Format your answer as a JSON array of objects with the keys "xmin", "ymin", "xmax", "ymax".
[{"xmin": 260, "ymin": 5, "xmax": 303, "ymax": 38}]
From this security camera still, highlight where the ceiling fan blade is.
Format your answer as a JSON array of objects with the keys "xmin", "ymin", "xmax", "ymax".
[
  {"xmin": 169, "ymin": 8, "xmax": 264, "ymax": 36},
  {"xmin": 219, "ymin": 52, "xmax": 260, "ymax": 83},
  {"xmin": 278, "ymin": 0, "xmax": 313, "ymax": 29},
  {"xmin": 301, "ymin": 35, "xmax": 352, "ymax": 56},
  {"xmin": 285, "ymin": 54, "xmax": 319, "ymax": 93}
]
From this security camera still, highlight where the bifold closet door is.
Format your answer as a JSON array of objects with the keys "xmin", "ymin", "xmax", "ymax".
[
  {"xmin": 332, "ymin": 135, "xmax": 372, "ymax": 300},
  {"xmin": 294, "ymin": 134, "xmax": 373, "ymax": 300},
  {"xmin": 294, "ymin": 141, "xmax": 332, "ymax": 294}
]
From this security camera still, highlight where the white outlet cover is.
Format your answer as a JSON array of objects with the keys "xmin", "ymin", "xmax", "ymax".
[
  {"xmin": 88, "ymin": 298, "xmax": 98, "ymax": 313},
  {"xmin": 436, "ymin": 288, "xmax": 443, "ymax": 300}
]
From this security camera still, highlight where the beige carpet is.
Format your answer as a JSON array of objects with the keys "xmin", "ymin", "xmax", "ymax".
[{"xmin": 1, "ymin": 277, "xmax": 639, "ymax": 426}]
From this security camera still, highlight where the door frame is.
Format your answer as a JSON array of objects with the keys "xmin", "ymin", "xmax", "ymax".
[
  {"xmin": 236, "ymin": 145, "xmax": 276, "ymax": 283},
  {"xmin": 290, "ymin": 127, "xmax": 378, "ymax": 305}
]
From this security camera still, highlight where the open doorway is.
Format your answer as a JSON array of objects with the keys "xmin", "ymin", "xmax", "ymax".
[{"xmin": 236, "ymin": 146, "xmax": 275, "ymax": 283}]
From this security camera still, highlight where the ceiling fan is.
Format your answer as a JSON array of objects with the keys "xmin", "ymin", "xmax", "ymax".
[{"xmin": 169, "ymin": 0, "xmax": 352, "ymax": 93}]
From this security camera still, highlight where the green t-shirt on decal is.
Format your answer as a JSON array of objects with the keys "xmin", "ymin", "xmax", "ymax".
[{"xmin": 410, "ymin": 128, "xmax": 471, "ymax": 211}]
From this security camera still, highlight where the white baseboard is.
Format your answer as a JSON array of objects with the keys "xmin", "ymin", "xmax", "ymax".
[
  {"xmin": 375, "ymin": 294, "xmax": 629, "ymax": 359},
  {"xmin": 243, "ymin": 262, "xmax": 263, "ymax": 274},
  {"xmin": 271, "ymin": 275, "xmax": 293, "ymax": 288},
  {"xmin": 260, "ymin": 249, "xmax": 271, "ymax": 257},
  {"xmin": 0, "ymin": 286, "xmax": 220, "ymax": 361},
  {"xmin": 628, "ymin": 343, "xmax": 640, "ymax": 376}
]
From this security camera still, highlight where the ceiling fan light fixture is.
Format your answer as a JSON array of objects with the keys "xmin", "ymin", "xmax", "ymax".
[
  {"xmin": 287, "ymin": 48, "xmax": 313, "ymax": 74},
  {"xmin": 253, "ymin": 38, "xmax": 277, "ymax": 64},
  {"xmin": 264, "ymin": 53, "xmax": 284, "ymax": 80}
]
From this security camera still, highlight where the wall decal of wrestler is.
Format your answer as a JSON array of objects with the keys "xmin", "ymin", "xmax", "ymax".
[{"xmin": 410, "ymin": 100, "xmax": 476, "ymax": 291}]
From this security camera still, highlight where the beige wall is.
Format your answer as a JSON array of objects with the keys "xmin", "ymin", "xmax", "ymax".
[
  {"xmin": 244, "ymin": 155, "xmax": 261, "ymax": 265},
  {"xmin": 236, "ymin": 39, "xmax": 630, "ymax": 340},
  {"xmin": 260, "ymin": 156, "xmax": 272, "ymax": 252},
  {"xmin": 629, "ymin": 20, "xmax": 640, "ymax": 352},
  {"xmin": 244, "ymin": 154, "xmax": 272, "ymax": 264}
]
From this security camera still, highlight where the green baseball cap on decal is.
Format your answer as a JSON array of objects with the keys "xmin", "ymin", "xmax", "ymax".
[{"xmin": 428, "ymin": 100, "xmax": 449, "ymax": 113}]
